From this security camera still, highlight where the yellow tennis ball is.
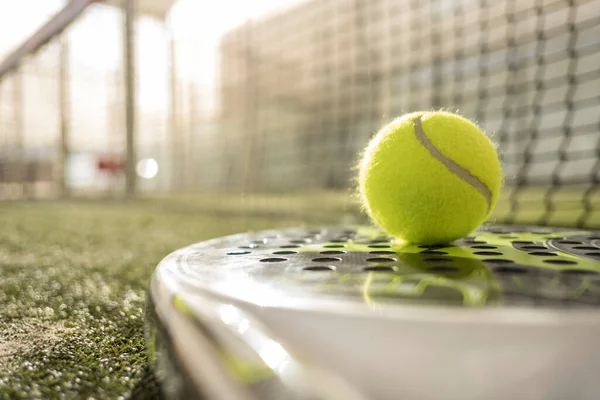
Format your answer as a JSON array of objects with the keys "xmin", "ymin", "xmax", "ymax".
[{"xmin": 359, "ymin": 111, "xmax": 503, "ymax": 245}]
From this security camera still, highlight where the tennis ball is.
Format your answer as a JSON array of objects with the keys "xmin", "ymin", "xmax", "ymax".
[{"xmin": 358, "ymin": 111, "xmax": 502, "ymax": 245}]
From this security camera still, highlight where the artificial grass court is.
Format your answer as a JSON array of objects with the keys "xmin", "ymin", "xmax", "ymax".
[
  {"xmin": 0, "ymin": 198, "xmax": 343, "ymax": 399},
  {"xmin": 0, "ymin": 191, "xmax": 597, "ymax": 398}
]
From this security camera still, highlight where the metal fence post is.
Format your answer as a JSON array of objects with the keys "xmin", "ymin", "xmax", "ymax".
[
  {"xmin": 124, "ymin": 0, "xmax": 137, "ymax": 196},
  {"xmin": 58, "ymin": 35, "xmax": 70, "ymax": 198},
  {"xmin": 169, "ymin": 33, "xmax": 180, "ymax": 192},
  {"xmin": 13, "ymin": 68, "xmax": 24, "ymax": 198}
]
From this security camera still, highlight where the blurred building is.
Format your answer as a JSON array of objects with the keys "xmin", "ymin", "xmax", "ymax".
[
  {"xmin": 0, "ymin": 2, "xmax": 171, "ymax": 196},
  {"xmin": 218, "ymin": 0, "xmax": 600, "ymax": 192}
]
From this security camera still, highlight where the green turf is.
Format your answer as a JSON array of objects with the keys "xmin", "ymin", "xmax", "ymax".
[
  {"xmin": 0, "ymin": 190, "xmax": 597, "ymax": 398},
  {"xmin": 0, "ymin": 199, "xmax": 339, "ymax": 399}
]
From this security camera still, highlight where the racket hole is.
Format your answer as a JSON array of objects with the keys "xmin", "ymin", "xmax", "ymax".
[
  {"xmin": 311, "ymin": 257, "xmax": 342, "ymax": 262},
  {"xmin": 464, "ymin": 240, "xmax": 486, "ymax": 244},
  {"xmin": 557, "ymin": 240, "xmax": 582, "ymax": 245},
  {"xmin": 304, "ymin": 266, "xmax": 336, "ymax": 271},
  {"xmin": 543, "ymin": 259, "xmax": 577, "ymax": 265},
  {"xmin": 473, "ymin": 251, "xmax": 503, "ymax": 256},
  {"xmin": 483, "ymin": 258, "xmax": 514, "ymax": 264},
  {"xmin": 323, "ymin": 244, "xmax": 346, "ymax": 248},
  {"xmin": 364, "ymin": 266, "xmax": 396, "ymax": 272},
  {"xmin": 227, "ymin": 251, "xmax": 251, "ymax": 255},
  {"xmin": 520, "ymin": 245, "xmax": 548, "ymax": 250},
  {"xmin": 561, "ymin": 269, "xmax": 599, "ymax": 275},
  {"xmin": 260, "ymin": 258, "xmax": 288, "ymax": 263},
  {"xmin": 320, "ymin": 250, "xmax": 346, "ymax": 255},
  {"xmin": 471, "ymin": 245, "xmax": 497, "ymax": 249},
  {"xmin": 273, "ymin": 251, "xmax": 297, "ymax": 255},
  {"xmin": 368, "ymin": 244, "xmax": 391, "ymax": 249},
  {"xmin": 368, "ymin": 250, "xmax": 395, "ymax": 255},
  {"xmin": 573, "ymin": 246, "xmax": 598, "ymax": 251},
  {"xmin": 418, "ymin": 244, "xmax": 446, "ymax": 249},
  {"xmin": 280, "ymin": 244, "xmax": 301, "ymax": 249},
  {"xmin": 585, "ymin": 252, "xmax": 600, "ymax": 257},
  {"xmin": 366, "ymin": 257, "xmax": 396, "ymax": 263},
  {"xmin": 513, "ymin": 241, "xmax": 535, "ymax": 245}
]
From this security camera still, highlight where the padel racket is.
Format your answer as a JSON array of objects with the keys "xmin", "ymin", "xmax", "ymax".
[{"xmin": 146, "ymin": 225, "xmax": 600, "ymax": 400}]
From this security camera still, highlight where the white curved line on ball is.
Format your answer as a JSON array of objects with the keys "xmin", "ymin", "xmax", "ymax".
[{"xmin": 413, "ymin": 116, "xmax": 492, "ymax": 211}]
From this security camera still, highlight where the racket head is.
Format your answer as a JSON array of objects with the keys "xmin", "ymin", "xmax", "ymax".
[{"xmin": 147, "ymin": 225, "xmax": 600, "ymax": 399}]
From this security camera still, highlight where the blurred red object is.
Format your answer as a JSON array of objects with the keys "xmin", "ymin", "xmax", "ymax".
[{"xmin": 97, "ymin": 157, "xmax": 124, "ymax": 175}]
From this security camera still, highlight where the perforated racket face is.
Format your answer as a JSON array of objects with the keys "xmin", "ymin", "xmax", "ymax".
[
  {"xmin": 165, "ymin": 225, "xmax": 600, "ymax": 309},
  {"xmin": 148, "ymin": 225, "xmax": 600, "ymax": 400}
]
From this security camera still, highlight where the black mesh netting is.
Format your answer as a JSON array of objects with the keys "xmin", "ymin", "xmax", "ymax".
[{"xmin": 214, "ymin": 0, "xmax": 600, "ymax": 228}]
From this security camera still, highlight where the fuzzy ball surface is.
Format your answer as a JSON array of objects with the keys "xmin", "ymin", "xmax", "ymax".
[{"xmin": 359, "ymin": 111, "xmax": 503, "ymax": 245}]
